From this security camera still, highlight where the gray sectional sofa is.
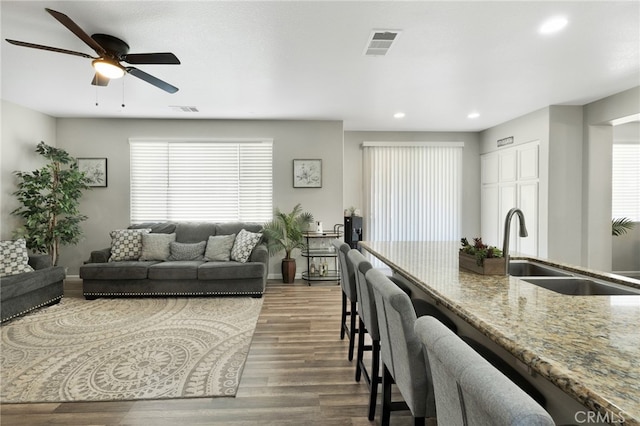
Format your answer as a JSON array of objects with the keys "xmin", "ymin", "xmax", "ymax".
[
  {"xmin": 1, "ymin": 254, "xmax": 65, "ymax": 323},
  {"xmin": 80, "ymin": 222, "xmax": 268, "ymax": 299}
]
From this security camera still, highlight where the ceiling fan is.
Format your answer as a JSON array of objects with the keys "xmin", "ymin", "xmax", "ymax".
[{"xmin": 5, "ymin": 8, "xmax": 180, "ymax": 93}]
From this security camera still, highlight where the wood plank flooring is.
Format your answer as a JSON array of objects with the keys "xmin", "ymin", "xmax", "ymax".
[{"xmin": 1, "ymin": 280, "xmax": 418, "ymax": 425}]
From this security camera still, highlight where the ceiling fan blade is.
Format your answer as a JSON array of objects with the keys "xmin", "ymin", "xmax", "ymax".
[
  {"xmin": 45, "ymin": 8, "xmax": 106, "ymax": 56},
  {"xmin": 122, "ymin": 53, "xmax": 180, "ymax": 65},
  {"xmin": 91, "ymin": 73, "xmax": 110, "ymax": 87},
  {"xmin": 126, "ymin": 67, "xmax": 179, "ymax": 94},
  {"xmin": 5, "ymin": 39, "xmax": 96, "ymax": 59}
]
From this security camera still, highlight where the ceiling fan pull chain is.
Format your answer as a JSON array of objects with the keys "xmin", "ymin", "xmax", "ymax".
[
  {"xmin": 121, "ymin": 78, "xmax": 126, "ymax": 108},
  {"xmin": 95, "ymin": 86, "xmax": 99, "ymax": 107}
]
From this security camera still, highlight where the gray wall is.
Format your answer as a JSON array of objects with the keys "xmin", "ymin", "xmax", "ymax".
[
  {"xmin": 4, "ymin": 86, "xmax": 638, "ymax": 274},
  {"xmin": 612, "ymin": 121, "xmax": 640, "ymax": 275},
  {"xmin": 343, "ymin": 131, "xmax": 481, "ymax": 239},
  {"xmin": 54, "ymin": 118, "xmax": 344, "ymax": 275},
  {"xmin": 479, "ymin": 86, "xmax": 640, "ymax": 270},
  {"xmin": 1, "ymin": 100, "xmax": 57, "ymax": 240},
  {"xmin": 583, "ymin": 86, "xmax": 640, "ymax": 271}
]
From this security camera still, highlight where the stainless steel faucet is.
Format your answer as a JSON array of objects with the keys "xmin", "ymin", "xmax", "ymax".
[{"xmin": 502, "ymin": 208, "xmax": 528, "ymax": 275}]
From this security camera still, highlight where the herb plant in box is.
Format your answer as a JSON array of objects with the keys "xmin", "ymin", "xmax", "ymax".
[{"xmin": 459, "ymin": 237, "xmax": 505, "ymax": 275}]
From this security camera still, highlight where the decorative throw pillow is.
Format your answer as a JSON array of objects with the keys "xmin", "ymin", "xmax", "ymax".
[
  {"xmin": 230, "ymin": 229, "xmax": 262, "ymax": 263},
  {"xmin": 204, "ymin": 234, "xmax": 236, "ymax": 262},
  {"xmin": 140, "ymin": 233, "xmax": 176, "ymax": 261},
  {"xmin": 109, "ymin": 228, "xmax": 151, "ymax": 262},
  {"xmin": 168, "ymin": 241, "xmax": 207, "ymax": 261},
  {"xmin": 0, "ymin": 239, "xmax": 34, "ymax": 278}
]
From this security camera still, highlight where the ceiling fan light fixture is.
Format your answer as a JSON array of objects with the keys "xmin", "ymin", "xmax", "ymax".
[{"xmin": 92, "ymin": 58, "xmax": 125, "ymax": 79}]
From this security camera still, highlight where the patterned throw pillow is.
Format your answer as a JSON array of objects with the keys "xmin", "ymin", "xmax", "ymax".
[
  {"xmin": 109, "ymin": 229, "xmax": 151, "ymax": 262},
  {"xmin": 168, "ymin": 241, "xmax": 207, "ymax": 261},
  {"xmin": 140, "ymin": 233, "xmax": 176, "ymax": 261},
  {"xmin": 0, "ymin": 239, "xmax": 35, "ymax": 277},
  {"xmin": 230, "ymin": 229, "xmax": 262, "ymax": 263},
  {"xmin": 204, "ymin": 234, "xmax": 236, "ymax": 261}
]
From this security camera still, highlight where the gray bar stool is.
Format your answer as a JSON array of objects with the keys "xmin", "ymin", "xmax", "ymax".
[
  {"xmin": 332, "ymin": 239, "xmax": 358, "ymax": 361},
  {"xmin": 366, "ymin": 267, "xmax": 433, "ymax": 426},
  {"xmin": 347, "ymin": 249, "xmax": 382, "ymax": 420},
  {"xmin": 348, "ymin": 249, "xmax": 459, "ymax": 421},
  {"xmin": 414, "ymin": 316, "xmax": 555, "ymax": 426}
]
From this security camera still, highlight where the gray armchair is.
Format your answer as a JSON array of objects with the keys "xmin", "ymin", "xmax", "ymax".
[{"xmin": 1, "ymin": 254, "xmax": 65, "ymax": 322}]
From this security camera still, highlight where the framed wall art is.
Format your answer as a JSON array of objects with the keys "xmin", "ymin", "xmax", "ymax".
[
  {"xmin": 293, "ymin": 159, "xmax": 322, "ymax": 188},
  {"xmin": 77, "ymin": 158, "xmax": 108, "ymax": 187}
]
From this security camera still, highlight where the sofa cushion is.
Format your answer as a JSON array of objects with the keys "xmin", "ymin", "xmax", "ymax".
[
  {"xmin": 109, "ymin": 229, "xmax": 151, "ymax": 261},
  {"xmin": 198, "ymin": 261, "xmax": 265, "ymax": 280},
  {"xmin": 216, "ymin": 222, "xmax": 263, "ymax": 236},
  {"xmin": 129, "ymin": 222, "xmax": 177, "ymax": 234},
  {"xmin": 148, "ymin": 261, "xmax": 203, "ymax": 280},
  {"xmin": 174, "ymin": 223, "xmax": 217, "ymax": 243},
  {"xmin": 80, "ymin": 261, "xmax": 159, "ymax": 280},
  {"xmin": 168, "ymin": 241, "xmax": 206, "ymax": 261},
  {"xmin": 230, "ymin": 229, "xmax": 263, "ymax": 263},
  {"xmin": 140, "ymin": 233, "xmax": 176, "ymax": 261},
  {"xmin": 204, "ymin": 234, "xmax": 236, "ymax": 261},
  {"xmin": 0, "ymin": 239, "xmax": 35, "ymax": 278}
]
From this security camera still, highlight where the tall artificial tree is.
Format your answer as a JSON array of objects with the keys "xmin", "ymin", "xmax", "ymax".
[{"xmin": 12, "ymin": 141, "xmax": 90, "ymax": 266}]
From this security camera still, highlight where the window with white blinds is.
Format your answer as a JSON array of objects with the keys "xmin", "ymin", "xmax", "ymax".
[
  {"xmin": 129, "ymin": 139, "xmax": 273, "ymax": 223},
  {"xmin": 612, "ymin": 143, "xmax": 640, "ymax": 221},
  {"xmin": 363, "ymin": 142, "xmax": 463, "ymax": 242}
]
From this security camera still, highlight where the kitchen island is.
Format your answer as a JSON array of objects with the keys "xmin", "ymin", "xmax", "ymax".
[{"xmin": 360, "ymin": 241, "xmax": 640, "ymax": 426}]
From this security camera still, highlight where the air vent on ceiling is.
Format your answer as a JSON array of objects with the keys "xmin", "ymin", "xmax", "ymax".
[
  {"xmin": 364, "ymin": 30, "xmax": 401, "ymax": 56},
  {"xmin": 170, "ymin": 105, "xmax": 199, "ymax": 113}
]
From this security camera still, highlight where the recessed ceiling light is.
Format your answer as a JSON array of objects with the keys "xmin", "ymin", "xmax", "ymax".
[
  {"xmin": 467, "ymin": 112, "xmax": 480, "ymax": 119},
  {"xmin": 394, "ymin": 112, "xmax": 406, "ymax": 119},
  {"xmin": 539, "ymin": 16, "xmax": 568, "ymax": 34}
]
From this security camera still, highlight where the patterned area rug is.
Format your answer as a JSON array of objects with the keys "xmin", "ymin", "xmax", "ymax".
[{"xmin": 1, "ymin": 296, "xmax": 263, "ymax": 403}]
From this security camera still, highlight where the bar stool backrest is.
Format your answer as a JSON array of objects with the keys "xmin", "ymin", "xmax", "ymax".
[
  {"xmin": 347, "ymin": 249, "xmax": 378, "ymax": 340},
  {"xmin": 332, "ymin": 240, "xmax": 356, "ymax": 301},
  {"xmin": 414, "ymin": 316, "xmax": 555, "ymax": 426},
  {"xmin": 366, "ymin": 267, "xmax": 432, "ymax": 418}
]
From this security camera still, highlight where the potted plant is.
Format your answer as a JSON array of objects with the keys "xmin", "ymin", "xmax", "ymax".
[
  {"xmin": 12, "ymin": 142, "xmax": 90, "ymax": 266},
  {"xmin": 612, "ymin": 217, "xmax": 635, "ymax": 236},
  {"xmin": 262, "ymin": 203, "xmax": 314, "ymax": 283},
  {"xmin": 459, "ymin": 237, "xmax": 505, "ymax": 275}
]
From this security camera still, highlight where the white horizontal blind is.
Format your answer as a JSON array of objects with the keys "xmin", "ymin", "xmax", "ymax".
[
  {"xmin": 130, "ymin": 140, "xmax": 272, "ymax": 223},
  {"xmin": 612, "ymin": 143, "xmax": 640, "ymax": 221},
  {"xmin": 363, "ymin": 143, "xmax": 462, "ymax": 243}
]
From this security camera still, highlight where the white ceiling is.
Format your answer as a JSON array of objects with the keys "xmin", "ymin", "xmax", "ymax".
[{"xmin": 2, "ymin": 1, "xmax": 639, "ymax": 132}]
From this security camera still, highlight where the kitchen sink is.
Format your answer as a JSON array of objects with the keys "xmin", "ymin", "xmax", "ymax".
[
  {"xmin": 522, "ymin": 277, "xmax": 640, "ymax": 296},
  {"xmin": 508, "ymin": 260, "xmax": 571, "ymax": 277}
]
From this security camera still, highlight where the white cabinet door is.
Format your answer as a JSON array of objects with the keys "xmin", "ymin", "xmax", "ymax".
[
  {"xmin": 499, "ymin": 150, "xmax": 517, "ymax": 182},
  {"xmin": 518, "ymin": 144, "xmax": 539, "ymax": 181},
  {"xmin": 481, "ymin": 154, "xmax": 499, "ymax": 185},
  {"xmin": 481, "ymin": 185, "xmax": 500, "ymax": 247},
  {"xmin": 499, "ymin": 183, "xmax": 517, "ymax": 249},
  {"xmin": 481, "ymin": 141, "xmax": 539, "ymax": 256},
  {"xmin": 518, "ymin": 182, "xmax": 538, "ymax": 255}
]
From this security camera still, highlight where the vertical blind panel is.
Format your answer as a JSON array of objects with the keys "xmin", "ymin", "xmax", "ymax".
[
  {"xmin": 364, "ymin": 145, "xmax": 462, "ymax": 243},
  {"xmin": 612, "ymin": 143, "xmax": 640, "ymax": 221},
  {"xmin": 130, "ymin": 140, "xmax": 273, "ymax": 223}
]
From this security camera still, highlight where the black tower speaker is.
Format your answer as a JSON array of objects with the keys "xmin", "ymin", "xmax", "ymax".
[{"xmin": 344, "ymin": 216, "xmax": 363, "ymax": 249}]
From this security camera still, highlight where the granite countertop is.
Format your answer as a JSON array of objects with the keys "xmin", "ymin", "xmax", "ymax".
[{"xmin": 359, "ymin": 241, "xmax": 640, "ymax": 426}]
